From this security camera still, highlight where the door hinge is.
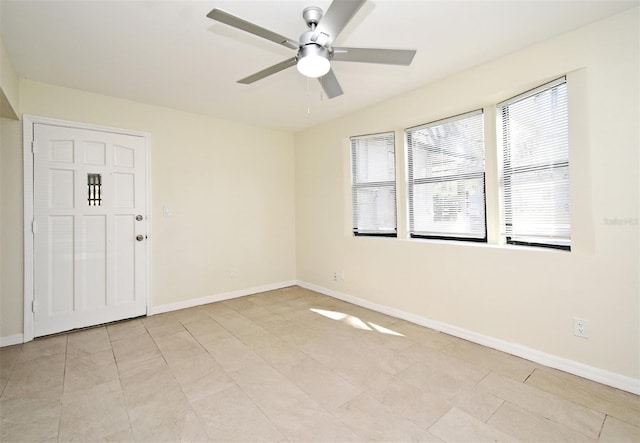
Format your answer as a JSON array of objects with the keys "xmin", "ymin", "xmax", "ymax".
[
  {"xmin": 31, "ymin": 219, "xmax": 37, "ymax": 234},
  {"xmin": 31, "ymin": 141, "xmax": 37, "ymax": 154},
  {"xmin": 31, "ymin": 300, "xmax": 37, "ymax": 313}
]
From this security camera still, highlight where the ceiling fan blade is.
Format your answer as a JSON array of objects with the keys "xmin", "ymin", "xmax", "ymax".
[
  {"xmin": 318, "ymin": 69, "xmax": 344, "ymax": 99},
  {"xmin": 311, "ymin": 0, "xmax": 366, "ymax": 46},
  {"xmin": 332, "ymin": 47, "xmax": 417, "ymax": 65},
  {"xmin": 238, "ymin": 57, "xmax": 297, "ymax": 84},
  {"xmin": 207, "ymin": 9, "xmax": 299, "ymax": 50}
]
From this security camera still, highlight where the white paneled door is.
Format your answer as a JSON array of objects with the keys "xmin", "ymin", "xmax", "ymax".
[{"xmin": 32, "ymin": 123, "xmax": 148, "ymax": 337}]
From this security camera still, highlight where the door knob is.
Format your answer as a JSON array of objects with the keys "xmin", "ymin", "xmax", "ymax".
[
  {"xmin": 136, "ymin": 235, "xmax": 144, "ymax": 241},
  {"xmin": 136, "ymin": 215, "xmax": 143, "ymax": 221}
]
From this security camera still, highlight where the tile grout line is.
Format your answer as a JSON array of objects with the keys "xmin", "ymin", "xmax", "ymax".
[
  {"xmin": 267, "ymin": 304, "xmax": 433, "ymax": 439},
  {"xmin": 522, "ymin": 367, "xmax": 535, "ymax": 384},
  {"xmin": 150, "ymin": 317, "xmax": 222, "ymax": 441},
  {"xmin": 56, "ymin": 335, "xmax": 69, "ymax": 442},
  {"xmin": 483, "ymin": 372, "xmax": 610, "ymax": 440},
  {"xmin": 106, "ymin": 325, "xmax": 136, "ymax": 441},
  {"xmin": 521, "ymin": 373, "xmax": 611, "ymax": 429},
  {"xmin": 211, "ymin": 289, "xmax": 364, "ymax": 441},
  {"xmin": 484, "ymin": 397, "xmax": 506, "ymax": 424},
  {"xmin": 142, "ymin": 319, "xmax": 188, "ymax": 437},
  {"xmin": 523, "ymin": 368, "xmax": 639, "ymax": 426},
  {"xmin": 193, "ymin": 320, "xmax": 293, "ymax": 440},
  {"xmin": 597, "ymin": 414, "xmax": 608, "ymax": 440},
  {"xmin": 0, "ymin": 344, "xmax": 22, "ymax": 398}
]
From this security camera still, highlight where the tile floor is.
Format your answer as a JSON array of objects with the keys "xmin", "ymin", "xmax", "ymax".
[{"xmin": 1, "ymin": 286, "xmax": 639, "ymax": 442}]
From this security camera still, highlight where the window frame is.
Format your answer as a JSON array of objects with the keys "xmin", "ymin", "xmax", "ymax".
[
  {"xmin": 406, "ymin": 109, "xmax": 487, "ymax": 243},
  {"xmin": 350, "ymin": 131, "xmax": 397, "ymax": 237},
  {"xmin": 498, "ymin": 77, "xmax": 571, "ymax": 251}
]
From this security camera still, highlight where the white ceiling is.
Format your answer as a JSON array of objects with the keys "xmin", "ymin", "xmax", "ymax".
[{"xmin": 1, "ymin": 0, "xmax": 636, "ymax": 132}]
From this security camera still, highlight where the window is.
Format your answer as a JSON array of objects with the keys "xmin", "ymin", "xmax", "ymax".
[
  {"xmin": 498, "ymin": 77, "xmax": 570, "ymax": 250},
  {"xmin": 351, "ymin": 132, "xmax": 396, "ymax": 236},
  {"xmin": 87, "ymin": 173, "xmax": 102, "ymax": 206},
  {"xmin": 406, "ymin": 110, "xmax": 486, "ymax": 241}
]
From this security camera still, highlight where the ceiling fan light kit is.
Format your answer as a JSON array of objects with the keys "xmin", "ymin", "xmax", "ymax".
[
  {"xmin": 297, "ymin": 45, "xmax": 331, "ymax": 78},
  {"xmin": 297, "ymin": 5, "xmax": 330, "ymax": 78},
  {"xmin": 207, "ymin": 0, "xmax": 416, "ymax": 99}
]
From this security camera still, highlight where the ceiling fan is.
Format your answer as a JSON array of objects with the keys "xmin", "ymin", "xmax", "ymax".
[{"xmin": 207, "ymin": 0, "xmax": 417, "ymax": 99}]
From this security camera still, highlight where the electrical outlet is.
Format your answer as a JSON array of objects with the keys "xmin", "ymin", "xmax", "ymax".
[
  {"xmin": 229, "ymin": 268, "xmax": 238, "ymax": 279},
  {"xmin": 573, "ymin": 318, "xmax": 588, "ymax": 338}
]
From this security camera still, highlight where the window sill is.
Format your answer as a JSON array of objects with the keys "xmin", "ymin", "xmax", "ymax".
[{"xmin": 393, "ymin": 235, "xmax": 571, "ymax": 253}]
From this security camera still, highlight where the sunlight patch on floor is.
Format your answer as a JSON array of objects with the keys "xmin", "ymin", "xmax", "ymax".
[{"xmin": 310, "ymin": 308, "xmax": 405, "ymax": 336}]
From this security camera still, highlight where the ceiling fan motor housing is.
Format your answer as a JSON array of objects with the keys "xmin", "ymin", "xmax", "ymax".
[
  {"xmin": 302, "ymin": 6, "xmax": 323, "ymax": 28},
  {"xmin": 298, "ymin": 29, "xmax": 332, "ymax": 54}
]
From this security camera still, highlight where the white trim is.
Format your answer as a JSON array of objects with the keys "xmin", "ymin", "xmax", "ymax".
[
  {"xmin": 149, "ymin": 280, "xmax": 297, "ymax": 315},
  {"xmin": 406, "ymin": 108, "xmax": 483, "ymax": 132},
  {"xmin": 22, "ymin": 115, "xmax": 152, "ymax": 342},
  {"xmin": 497, "ymin": 76, "xmax": 567, "ymax": 108},
  {"xmin": 22, "ymin": 115, "xmax": 153, "ymax": 138},
  {"xmin": 297, "ymin": 280, "xmax": 640, "ymax": 395},
  {"xmin": 0, "ymin": 334, "xmax": 24, "ymax": 347},
  {"xmin": 145, "ymin": 133, "xmax": 153, "ymax": 315},
  {"xmin": 23, "ymin": 117, "xmax": 35, "ymax": 343}
]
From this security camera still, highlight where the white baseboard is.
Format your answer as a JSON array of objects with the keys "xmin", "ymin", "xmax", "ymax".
[
  {"xmin": 1, "ymin": 280, "xmax": 296, "ymax": 347},
  {"xmin": 149, "ymin": 280, "xmax": 297, "ymax": 315},
  {"xmin": 297, "ymin": 280, "xmax": 640, "ymax": 395},
  {"xmin": 0, "ymin": 333, "xmax": 24, "ymax": 347}
]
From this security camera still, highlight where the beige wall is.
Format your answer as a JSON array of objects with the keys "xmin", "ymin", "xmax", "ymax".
[
  {"xmin": 295, "ymin": 8, "xmax": 639, "ymax": 380},
  {"xmin": 0, "ymin": 118, "xmax": 23, "ymax": 337},
  {"xmin": 0, "ymin": 80, "xmax": 296, "ymax": 337},
  {"xmin": 0, "ymin": 35, "xmax": 19, "ymax": 119}
]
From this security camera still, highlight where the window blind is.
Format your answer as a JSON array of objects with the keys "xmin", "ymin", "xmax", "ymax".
[
  {"xmin": 406, "ymin": 110, "xmax": 486, "ymax": 241},
  {"xmin": 498, "ymin": 77, "xmax": 570, "ymax": 250},
  {"xmin": 351, "ymin": 132, "xmax": 396, "ymax": 236}
]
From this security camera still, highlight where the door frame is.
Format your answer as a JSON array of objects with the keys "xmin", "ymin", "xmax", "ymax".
[{"xmin": 23, "ymin": 115, "xmax": 152, "ymax": 342}]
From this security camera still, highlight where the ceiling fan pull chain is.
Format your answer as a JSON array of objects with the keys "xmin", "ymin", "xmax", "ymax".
[{"xmin": 307, "ymin": 77, "xmax": 312, "ymax": 114}]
